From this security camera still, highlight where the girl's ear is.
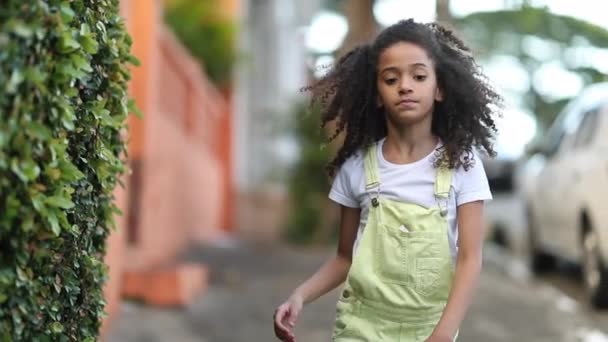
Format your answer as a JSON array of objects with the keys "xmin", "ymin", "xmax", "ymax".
[
  {"xmin": 377, "ymin": 95, "xmax": 384, "ymax": 108},
  {"xmin": 435, "ymin": 87, "xmax": 444, "ymax": 102}
]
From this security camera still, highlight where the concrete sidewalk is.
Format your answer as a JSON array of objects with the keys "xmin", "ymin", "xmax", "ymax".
[{"xmin": 106, "ymin": 240, "xmax": 608, "ymax": 342}]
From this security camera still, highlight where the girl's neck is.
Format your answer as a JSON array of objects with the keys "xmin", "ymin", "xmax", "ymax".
[{"xmin": 383, "ymin": 123, "xmax": 437, "ymax": 165}]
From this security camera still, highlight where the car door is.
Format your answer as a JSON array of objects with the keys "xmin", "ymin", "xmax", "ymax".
[
  {"xmin": 533, "ymin": 122, "xmax": 569, "ymax": 252},
  {"xmin": 571, "ymin": 106, "xmax": 608, "ymax": 262},
  {"xmin": 586, "ymin": 107, "xmax": 608, "ymax": 262},
  {"xmin": 556, "ymin": 108, "xmax": 601, "ymax": 258},
  {"xmin": 530, "ymin": 85, "xmax": 608, "ymax": 253}
]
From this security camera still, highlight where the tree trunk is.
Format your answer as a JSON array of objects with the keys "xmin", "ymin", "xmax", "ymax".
[
  {"xmin": 436, "ymin": 0, "xmax": 453, "ymax": 26},
  {"xmin": 337, "ymin": 0, "xmax": 378, "ymax": 58}
]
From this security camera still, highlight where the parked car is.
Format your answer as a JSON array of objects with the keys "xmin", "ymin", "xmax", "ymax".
[
  {"xmin": 482, "ymin": 150, "xmax": 517, "ymax": 192},
  {"xmin": 483, "ymin": 108, "xmax": 537, "ymax": 192},
  {"xmin": 518, "ymin": 82, "xmax": 608, "ymax": 308}
]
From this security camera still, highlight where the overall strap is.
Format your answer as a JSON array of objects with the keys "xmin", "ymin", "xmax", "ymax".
[
  {"xmin": 434, "ymin": 165, "xmax": 453, "ymax": 216},
  {"xmin": 434, "ymin": 166, "xmax": 452, "ymax": 198},
  {"xmin": 364, "ymin": 143, "xmax": 380, "ymax": 191},
  {"xmin": 364, "ymin": 143, "xmax": 381, "ymax": 208}
]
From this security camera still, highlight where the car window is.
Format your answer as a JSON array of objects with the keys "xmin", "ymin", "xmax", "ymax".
[
  {"xmin": 598, "ymin": 107, "xmax": 608, "ymax": 147},
  {"xmin": 541, "ymin": 86, "xmax": 608, "ymax": 157},
  {"xmin": 572, "ymin": 108, "xmax": 599, "ymax": 149},
  {"xmin": 542, "ymin": 128, "xmax": 565, "ymax": 157},
  {"xmin": 541, "ymin": 110, "xmax": 572, "ymax": 157}
]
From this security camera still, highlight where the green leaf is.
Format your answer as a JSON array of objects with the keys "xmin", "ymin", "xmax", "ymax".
[
  {"xmin": 59, "ymin": 32, "xmax": 81, "ymax": 53},
  {"xmin": 35, "ymin": 27, "xmax": 47, "ymax": 40},
  {"xmin": 71, "ymin": 54, "xmax": 93, "ymax": 73},
  {"xmin": 58, "ymin": 160, "xmax": 85, "ymax": 181},
  {"xmin": 26, "ymin": 122, "xmax": 52, "ymax": 140},
  {"xmin": 62, "ymin": 116, "xmax": 75, "ymax": 131},
  {"xmin": 16, "ymin": 268, "xmax": 28, "ymax": 281},
  {"xmin": 128, "ymin": 54, "xmax": 141, "ymax": 66},
  {"xmin": 47, "ymin": 211, "xmax": 61, "ymax": 236},
  {"xmin": 24, "ymin": 67, "xmax": 48, "ymax": 86},
  {"xmin": 60, "ymin": 5, "xmax": 76, "ymax": 24},
  {"xmin": 45, "ymin": 196, "xmax": 75, "ymax": 210},
  {"xmin": 6, "ymin": 69, "xmax": 24, "ymax": 94},
  {"xmin": 80, "ymin": 23, "xmax": 92, "ymax": 36},
  {"xmin": 11, "ymin": 158, "xmax": 41, "ymax": 182},
  {"xmin": 65, "ymin": 87, "xmax": 79, "ymax": 98},
  {"xmin": 21, "ymin": 216, "xmax": 35, "ymax": 233},
  {"xmin": 31, "ymin": 193, "xmax": 46, "ymax": 213},
  {"xmin": 98, "ymin": 146, "xmax": 117, "ymax": 164},
  {"xmin": 50, "ymin": 322, "xmax": 64, "ymax": 334},
  {"xmin": 0, "ymin": 130, "xmax": 7, "ymax": 148},
  {"xmin": 49, "ymin": 139, "xmax": 68, "ymax": 160},
  {"xmin": 96, "ymin": 21, "xmax": 107, "ymax": 35},
  {"xmin": 45, "ymin": 167, "xmax": 61, "ymax": 180},
  {"xmin": 12, "ymin": 21, "xmax": 33, "ymax": 38},
  {"xmin": 80, "ymin": 35, "xmax": 99, "ymax": 54},
  {"xmin": 128, "ymin": 98, "xmax": 143, "ymax": 119}
]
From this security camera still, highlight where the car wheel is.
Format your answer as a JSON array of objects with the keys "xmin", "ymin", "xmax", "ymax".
[
  {"xmin": 527, "ymin": 208, "xmax": 556, "ymax": 275},
  {"xmin": 581, "ymin": 228, "xmax": 608, "ymax": 308}
]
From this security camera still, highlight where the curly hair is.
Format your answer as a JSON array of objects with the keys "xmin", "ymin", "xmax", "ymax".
[{"xmin": 307, "ymin": 19, "xmax": 501, "ymax": 177}]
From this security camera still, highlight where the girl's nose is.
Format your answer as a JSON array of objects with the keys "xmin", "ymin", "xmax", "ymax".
[{"xmin": 399, "ymin": 79, "xmax": 413, "ymax": 94}]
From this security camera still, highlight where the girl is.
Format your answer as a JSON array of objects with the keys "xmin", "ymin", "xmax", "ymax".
[{"xmin": 274, "ymin": 19, "xmax": 500, "ymax": 342}]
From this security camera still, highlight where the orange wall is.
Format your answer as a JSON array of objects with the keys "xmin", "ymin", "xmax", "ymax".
[
  {"xmin": 102, "ymin": 0, "xmax": 230, "ymax": 334},
  {"xmin": 219, "ymin": 0, "xmax": 241, "ymax": 19},
  {"xmin": 214, "ymin": 0, "xmax": 239, "ymax": 232},
  {"xmin": 125, "ymin": 25, "xmax": 226, "ymax": 269}
]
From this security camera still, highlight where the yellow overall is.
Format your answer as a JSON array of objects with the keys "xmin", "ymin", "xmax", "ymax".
[{"xmin": 332, "ymin": 143, "xmax": 456, "ymax": 341}]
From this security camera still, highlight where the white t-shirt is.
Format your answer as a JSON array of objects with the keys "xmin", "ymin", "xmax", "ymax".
[{"xmin": 329, "ymin": 138, "xmax": 493, "ymax": 262}]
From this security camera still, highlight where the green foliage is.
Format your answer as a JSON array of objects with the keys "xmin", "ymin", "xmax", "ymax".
[
  {"xmin": 284, "ymin": 102, "xmax": 336, "ymax": 244},
  {"xmin": 165, "ymin": 0, "xmax": 237, "ymax": 86},
  {"xmin": 0, "ymin": 0, "xmax": 136, "ymax": 340},
  {"xmin": 456, "ymin": 6, "xmax": 608, "ymax": 128},
  {"xmin": 458, "ymin": 7, "xmax": 608, "ymax": 50}
]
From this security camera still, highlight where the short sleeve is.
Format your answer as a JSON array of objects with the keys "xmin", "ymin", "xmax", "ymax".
[
  {"xmin": 329, "ymin": 160, "xmax": 360, "ymax": 208},
  {"xmin": 454, "ymin": 153, "xmax": 493, "ymax": 206}
]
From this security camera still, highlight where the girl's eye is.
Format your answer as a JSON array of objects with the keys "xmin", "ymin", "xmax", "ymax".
[
  {"xmin": 414, "ymin": 75, "xmax": 427, "ymax": 81},
  {"xmin": 385, "ymin": 78, "xmax": 398, "ymax": 85}
]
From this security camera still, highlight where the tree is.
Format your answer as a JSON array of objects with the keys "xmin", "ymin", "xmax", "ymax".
[
  {"xmin": 337, "ymin": 0, "xmax": 379, "ymax": 57},
  {"xmin": 165, "ymin": 0, "xmax": 237, "ymax": 87},
  {"xmin": 455, "ymin": 6, "xmax": 608, "ymax": 128},
  {"xmin": 436, "ymin": 0, "xmax": 453, "ymax": 25}
]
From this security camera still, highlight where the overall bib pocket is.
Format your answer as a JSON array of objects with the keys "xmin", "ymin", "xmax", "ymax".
[
  {"xmin": 408, "ymin": 231, "xmax": 443, "ymax": 296},
  {"xmin": 375, "ymin": 225, "xmax": 443, "ymax": 293}
]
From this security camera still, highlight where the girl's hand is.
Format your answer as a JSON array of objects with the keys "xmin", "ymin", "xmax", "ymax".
[{"xmin": 273, "ymin": 293, "xmax": 304, "ymax": 341}]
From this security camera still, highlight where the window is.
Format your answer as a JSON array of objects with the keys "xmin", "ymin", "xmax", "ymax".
[{"xmin": 540, "ymin": 85, "xmax": 608, "ymax": 156}]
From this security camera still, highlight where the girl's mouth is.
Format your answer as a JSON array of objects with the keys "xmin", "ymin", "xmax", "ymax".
[{"xmin": 396, "ymin": 99, "xmax": 418, "ymax": 108}]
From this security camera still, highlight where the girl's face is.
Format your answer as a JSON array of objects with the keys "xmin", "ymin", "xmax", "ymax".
[{"xmin": 376, "ymin": 41, "xmax": 443, "ymax": 128}]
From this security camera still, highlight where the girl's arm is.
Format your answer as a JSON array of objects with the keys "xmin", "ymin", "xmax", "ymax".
[
  {"xmin": 430, "ymin": 200, "xmax": 485, "ymax": 340},
  {"xmin": 274, "ymin": 205, "xmax": 360, "ymax": 341},
  {"xmin": 292, "ymin": 205, "xmax": 361, "ymax": 304}
]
